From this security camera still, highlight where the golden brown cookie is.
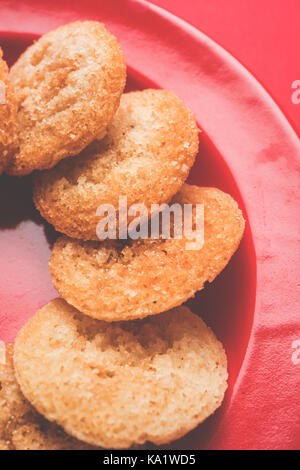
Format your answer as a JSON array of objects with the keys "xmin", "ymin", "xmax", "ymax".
[
  {"xmin": 49, "ymin": 184, "xmax": 245, "ymax": 321},
  {"xmin": 0, "ymin": 48, "xmax": 17, "ymax": 174},
  {"xmin": 33, "ymin": 89, "xmax": 199, "ymax": 240},
  {"xmin": 0, "ymin": 344, "xmax": 97, "ymax": 450},
  {"xmin": 7, "ymin": 21, "xmax": 126, "ymax": 176},
  {"xmin": 14, "ymin": 299, "xmax": 228, "ymax": 449}
]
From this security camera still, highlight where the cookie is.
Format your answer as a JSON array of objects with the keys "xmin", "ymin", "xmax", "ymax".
[
  {"xmin": 0, "ymin": 344, "xmax": 97, "ymax": 450},
  {"xmin": 0, "ymin": 48, "xmax": 17, "ymax": 174},
  {"xmin": 49, "ymin": 184, "xmax": 245, "ymax": 321},
  {"xmin": 33, "ymin": 89, "xmax": 199, "ymax": 240},
  {"xmin": 14, "ymin": 299, "xmax": 228, "ymax": 449},
  {"xmin": 7, "ymin": 21, "xmax": 126, "ymax": 175}
]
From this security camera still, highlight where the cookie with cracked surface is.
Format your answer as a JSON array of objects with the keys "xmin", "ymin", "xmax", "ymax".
[
  {"xmin": 0, "ymin": 48, "xmax": 17, "ymax": 174},
  {"xmin": 49, "ymin": 184, "xmax": 245, "ymax": 321},
  {"xmin": 33, "ymin": 89, "xmax": 199, "ymax": 240},
  {"xmin": 7, "ymin": 21, "xmax": 126, "ymax": 175},
  {"xmin": 14, "ymin": 299, "xmax": 228, "ymax": 449},
  {"xmin": 0, "ymin": 344, "xmax": 97, "ymax": 450}
]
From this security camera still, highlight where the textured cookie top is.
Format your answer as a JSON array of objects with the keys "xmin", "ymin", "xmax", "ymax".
[
  {"xmin": 0, "ymin": 48, "xmax": 17, "ymax": 174},
  {"xmin": 0, "ymin": 344, "xmax": 97, "ymax": 450},
  {"xmin": 33, "ymin": 89, "xmax": 199, "ymax": 240},
  {"xmin": 49, "ymin": 184, "xmax": 245, "ymax": 321},
  {"xmin": 14, "ymin": 299, "xmax": 227, "ymax": 449},
  {"xmin": 7, "ymin": 21, "xmax": 126, "ymax": 175}
]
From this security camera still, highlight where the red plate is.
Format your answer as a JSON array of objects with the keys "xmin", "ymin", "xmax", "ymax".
[{"xmin": 0, "ymin": 0, "xmax": 299, "ymax": 450}]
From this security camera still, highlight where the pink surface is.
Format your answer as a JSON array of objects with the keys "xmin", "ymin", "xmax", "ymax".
[{"xmin": 149, "ymin": 0, "xmax": 300, "ymax": 136}]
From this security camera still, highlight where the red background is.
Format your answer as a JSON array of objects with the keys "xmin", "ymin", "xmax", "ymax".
[{"xmin": 149, "ymin": 0, "xmax": 300, "ymax": 135}]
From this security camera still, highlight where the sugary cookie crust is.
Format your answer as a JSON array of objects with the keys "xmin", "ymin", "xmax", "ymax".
[
  {"xmin": 0, "ymin": 344, "xmax": 97, "ymax": 450},
  {"xmin": 14, "ymin": 299, "xmax": 228, "ymax": 449},
  {"xmin": 0, "ymin": 48, "xmax": 17, "ymax": 174},
  {"xmin": 7, "ymin": 21, "xmax": 126, "ymax": 175}
]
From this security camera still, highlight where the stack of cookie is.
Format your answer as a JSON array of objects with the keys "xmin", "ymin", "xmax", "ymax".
[{"xmin": 0, "ymin": 21, "xmax": 245, "ymax": 449}]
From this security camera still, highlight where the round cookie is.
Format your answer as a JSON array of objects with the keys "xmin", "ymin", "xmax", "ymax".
[
  {"xmin": 14, "ymin": 299, "xmax": 228, "ymax": 449},
  {"xmin": 33, "ymin": 89, "xmax": 199, "ymax": 240},
  {"xmin": 0, "ymin": 344, "xmax": 97, "ymax": 450},
  {"xmin": 7, "ymin": 21, "xmax": 126, "ymax": 175},
  {"xmin": 0, "ymin": 48, "xmax": 17, "ymax": 174},
  {"xmin": 49, "ymin": 184, "xmax": 245, "ymax": 322}
]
